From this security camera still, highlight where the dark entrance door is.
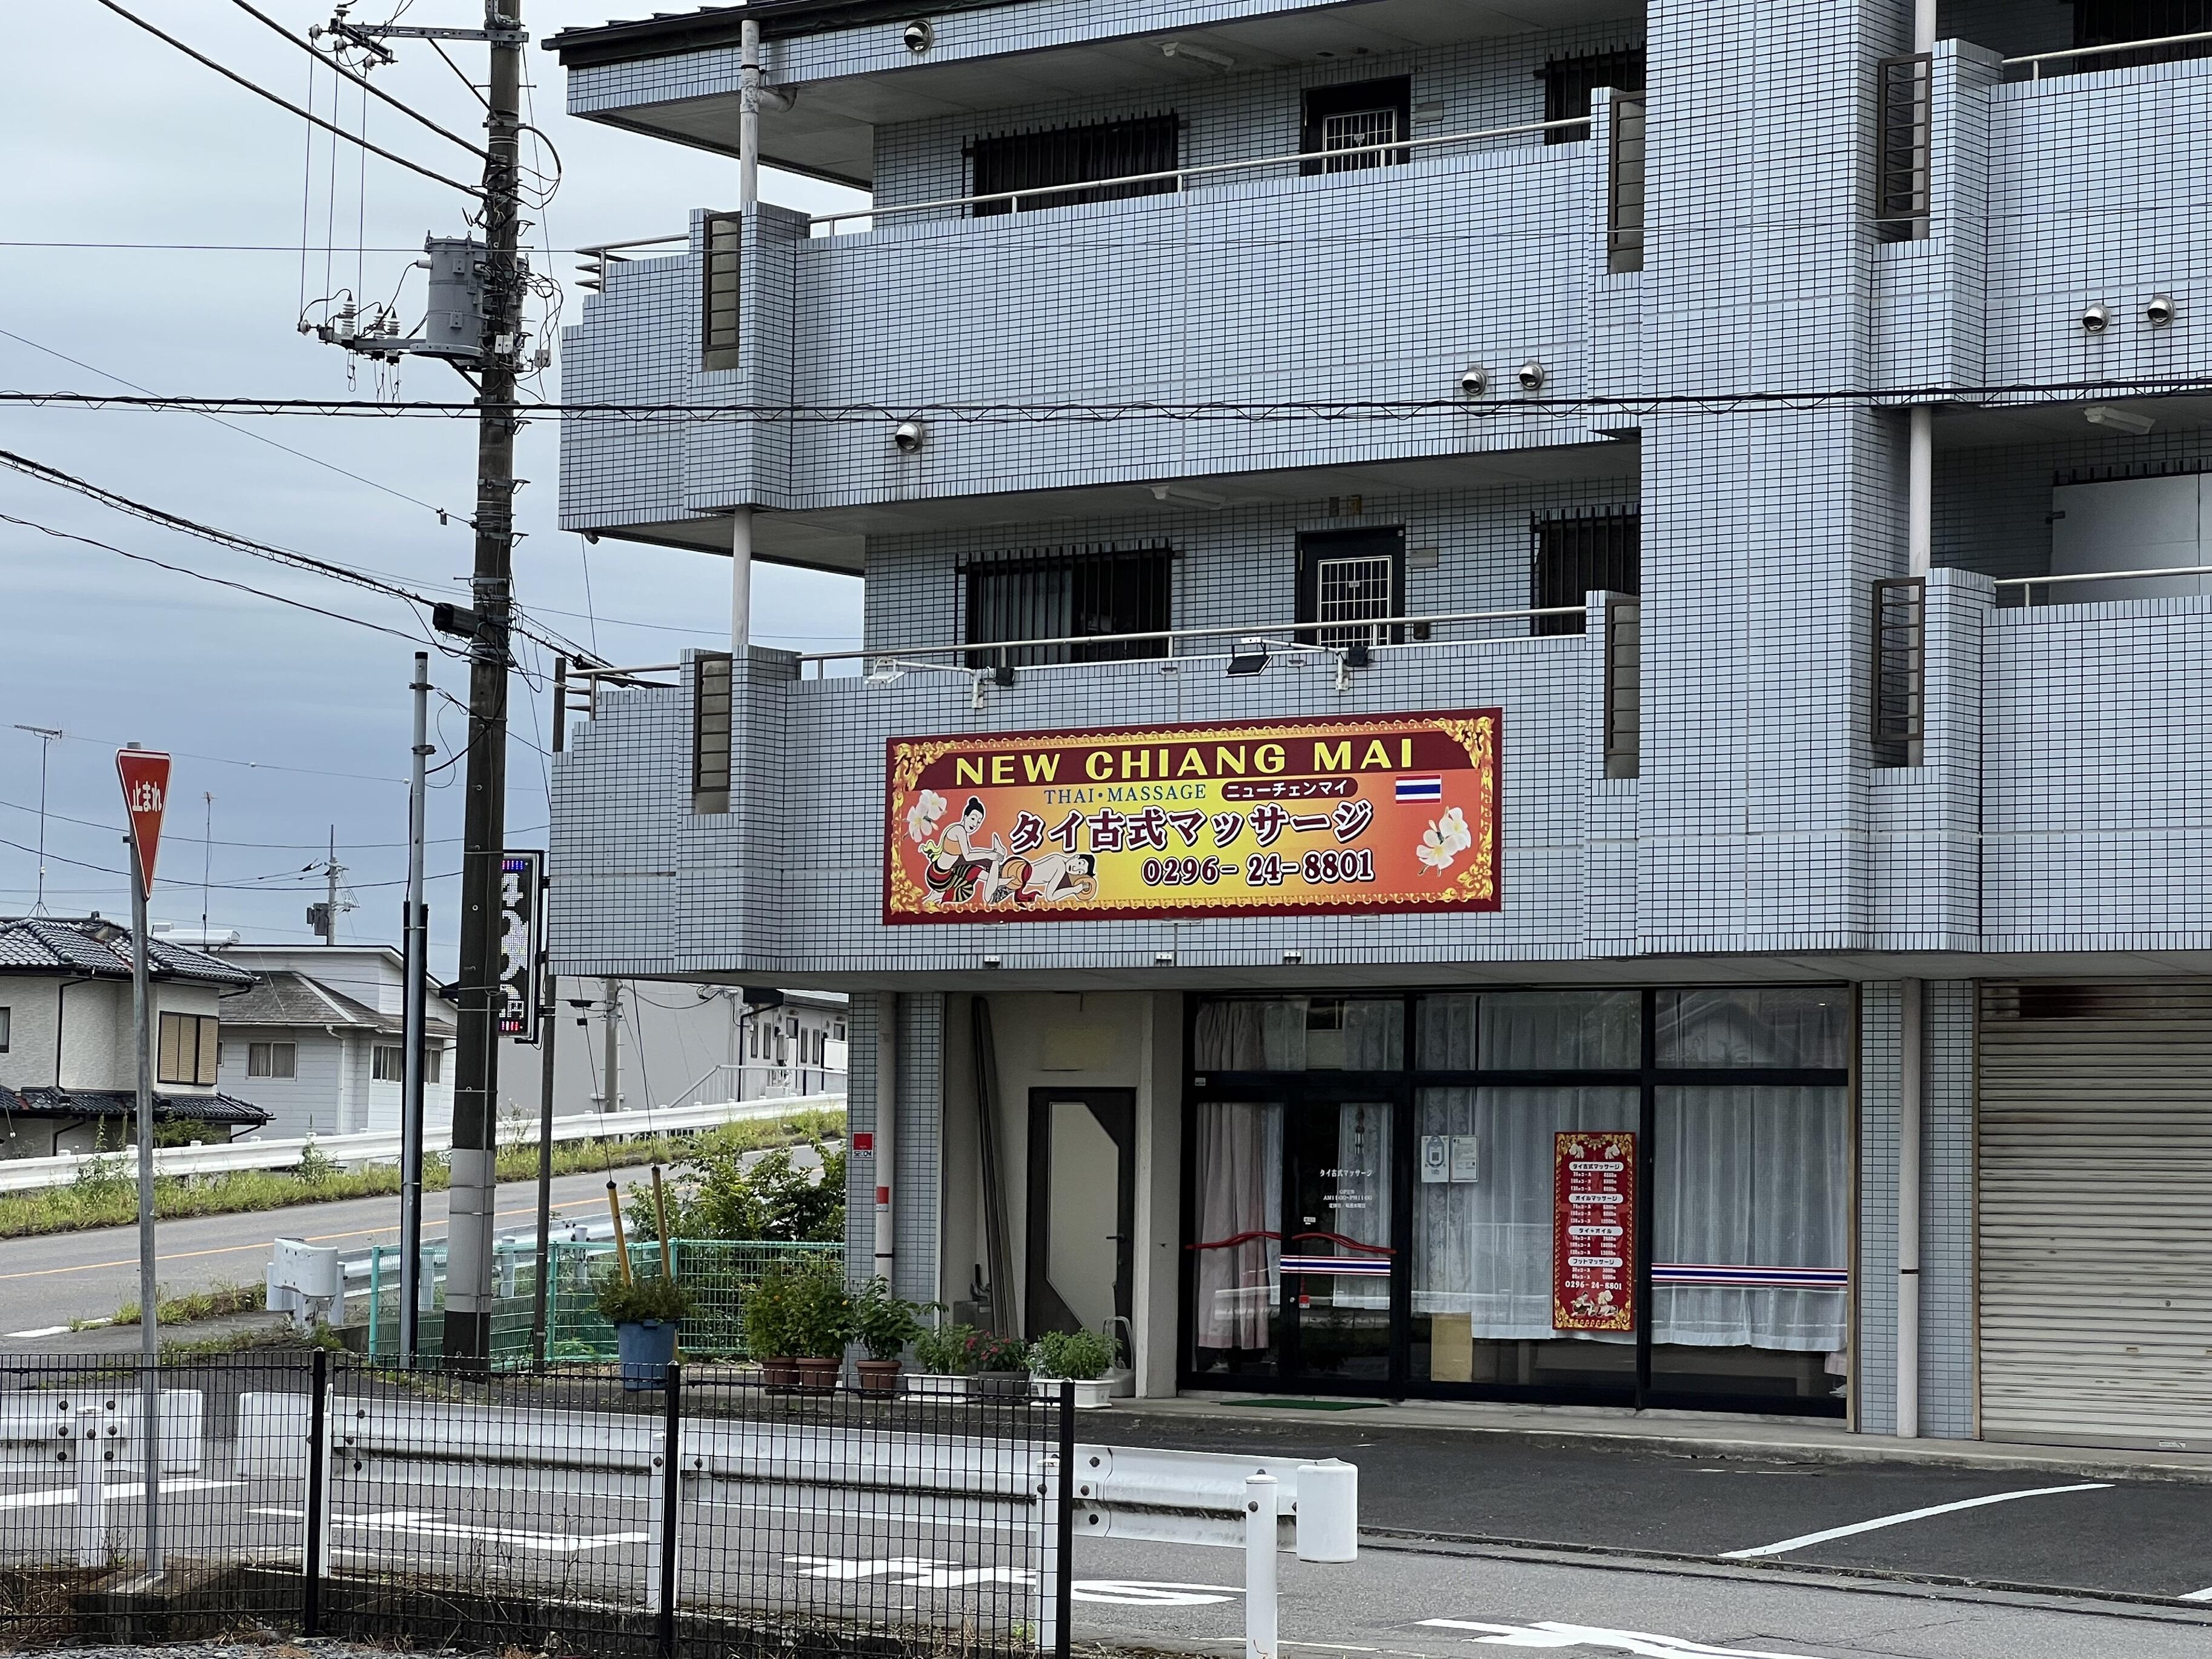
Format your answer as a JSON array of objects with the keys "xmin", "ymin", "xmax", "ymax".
[
  {"xmin": 1280, "ymin": 1097, "xmax": 1399, "ymax": 1382},
  {"xmin": 1027, "ymin": 1089, "xmax": 1135, "ymax": 1337}
]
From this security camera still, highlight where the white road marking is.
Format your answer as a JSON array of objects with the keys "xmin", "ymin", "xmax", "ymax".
[
  {"xmin": 0, "ymin": 1479, "xmax": 239, "ymax": 1511},
  {"xmin": 2180, "ymin": 1586, "xmax": 2212, "ymax": 1603},
  {"xmin": 1073, "ymin": 1580, "xmax": 1241, "ymax": 1606},
  {"xmin": 781, "ymin": 1557, "xmax": 1239, "ymax": 1604},
  {"xmin": 1717, "ymin": 1482, "xmax": 2113, "ymax": 1559},
  {"xmin": 254, "ymin": 1505, "xmax": 644, "ymax": 1553},
  {"xmin": 1421, "ymin": 1621, "xmax": 1825, "ymax": 1657}
]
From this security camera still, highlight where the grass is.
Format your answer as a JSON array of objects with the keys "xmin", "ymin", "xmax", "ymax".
[
  {"xmin": 0, "ymin": 1108, "xmax": 844, "ymax": 1242},
  {"xmin": 103, "ymin": 1280, "xmax": 267, "ymax": 1329}
]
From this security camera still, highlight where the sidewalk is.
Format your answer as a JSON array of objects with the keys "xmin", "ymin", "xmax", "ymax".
[{"xmin": 1103, "ymin": 1391, "xmax": 2212, "ymax": 1486}]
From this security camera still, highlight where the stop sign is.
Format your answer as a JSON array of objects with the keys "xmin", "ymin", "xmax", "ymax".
[{"xmin": 115, "ymin": 748, "xmax": 173, "ymax": 895}]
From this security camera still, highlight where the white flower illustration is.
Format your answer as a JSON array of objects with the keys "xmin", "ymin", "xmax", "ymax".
[
  {"xmin": 907, "ymin": 789, "xmax": 947, "ymax": 845},
  {"xmin": 1417, "ymin": 806, "xmax": 1473, "ymax": 872}
]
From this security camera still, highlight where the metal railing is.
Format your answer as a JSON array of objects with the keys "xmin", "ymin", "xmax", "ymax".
[
  {"xmin": 574, "ymin": 231, "xmax": 689, "ymax": 291},
  {"xmin": 1995, "ymin": 562, "xmax": 2212, "ymax": 603},
  {"xmin": 667, "ymin": 1060, "xmax": 849, "ymax": 1110},
  {"xmin": 2004, "ymin": 28, "xmax": 2212, "ymax": 78}
]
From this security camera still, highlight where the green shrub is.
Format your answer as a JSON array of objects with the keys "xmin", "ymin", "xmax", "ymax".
[
  {"xmin": 745, "ymin": 1255, "xmax": 849, "ymax": 1358},
  {"xmin": 593, "ymin": 1271, "xmax": 694, "ymax": 1325},
  {"xmin": 628, "ymin": 1117, "xmax": 848, "ymax": 1243},
  {"xmin": 913, "ymin": 1322, "xmax": 980, "ymax": 1375},
  {"xmin": 1029, "ymin": 1329, "xmax": 1115, "ymax": 1381},
  {"xmin": 849, "ymin": 1278, "xmax": 934, "ymax": 1361},
  {"xmin": 971, "ymin": 1332, "xmax": 1031, "ymax": 1375}
]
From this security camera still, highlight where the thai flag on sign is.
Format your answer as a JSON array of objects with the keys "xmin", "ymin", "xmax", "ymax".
[{"xmin": 1395, "ymin": 776, "xmax": 1443, "ymax": 801}]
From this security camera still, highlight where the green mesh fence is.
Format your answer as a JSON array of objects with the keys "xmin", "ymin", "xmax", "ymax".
[{"xmin": 365, "ymin": 1237, "xmax": 843, "ymax": 1367}]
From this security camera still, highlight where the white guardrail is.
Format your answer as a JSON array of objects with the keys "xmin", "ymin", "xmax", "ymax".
[
  {"xmin": 0, "ymin": 1094, "xmax": 844, "ymax": 1194},
  {"xmin": 230, "ymin": 1394, "xmax": 1356, "ymax": 1656}
]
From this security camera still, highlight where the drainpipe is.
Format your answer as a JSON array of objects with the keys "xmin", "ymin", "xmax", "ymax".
[
  {"xmin": 1897, "ymin": 979, "xmax": 1924, "ymax": 1439},
  {"xmin": 1915, "ymin": 0, "xmax": 1936, "ymax": 54},
  {"xmin": 873, "ymin": 996, "xmax": 897, "ymax": 1291},
  {"xmin": 730, "ymin": 16, "xmax": 759, "ymax": 659}
]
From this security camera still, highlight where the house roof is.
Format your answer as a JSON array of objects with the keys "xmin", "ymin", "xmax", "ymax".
[
  {"xmin": 1, "ymin": 1088, "xmax": 273, "ymax": 1127},
  {"xmin": 0, "ymin": 917, "xmax": 256, "ymax": 987},
  {"xmin": 220, "ymin": 970, "xmax": 454, "ymax": 1039}
]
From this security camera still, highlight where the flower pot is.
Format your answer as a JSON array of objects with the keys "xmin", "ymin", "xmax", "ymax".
[
  {"xmin": 906, "ymin": 1372, "xmax": 968, "ymax": 1397},
  {"xmin": 616, "ymin": 1319, "xmax": 679, "ymax": 1391},
  {"xmin": 759, "ymin": 1357, "xmax": 802, "ymax": 1388},
  {"xmin": 854, "ymin": 1358, "xmax": 903, "ymax": 1395},
  {"xmin": 971, "ymin": 1369, "xmax": 1029, "ymax": 1401},
  {"xmin": 1029, "ymin": 1377, "xmax": 1114, "ymax": 1409},
  {"xmin": 792, "ymin": 1355, "xmax": 842, "ymax": 1392}
]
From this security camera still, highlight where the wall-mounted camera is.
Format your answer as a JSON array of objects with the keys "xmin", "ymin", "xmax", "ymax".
[
  {"xmin": 903, "ymin": 19, "xmax": 934, "ymax": 52},
  {"xmin": 893, "ymin": 419, "xmax": 927, "ymax": 453}
]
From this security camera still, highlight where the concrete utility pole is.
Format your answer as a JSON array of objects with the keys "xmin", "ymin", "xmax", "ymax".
[
  {"xmin": 399, "ymin": 654, "xmax": 431, "ymax": 1364},
  {"xmin": 600, "ymin": 979, "xmax": 622, "ymax": 1112},
  {"xmin": 445, "ymin": 0, "xmax": 526, "ymax": 1369}
]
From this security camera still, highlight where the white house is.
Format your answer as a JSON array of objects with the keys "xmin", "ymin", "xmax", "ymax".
[
  {"xmin": 211, "ymin": 944, "xmax": 457, "ymax": 1139},
  {"xmin": 0, "ymin": 916, "xmax": 269, "ymax": 1158}
]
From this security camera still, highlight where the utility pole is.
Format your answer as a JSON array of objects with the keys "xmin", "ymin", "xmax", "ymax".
[
  {"xmin": 307, "ymin": 830, "xmax": 352, "ymax": 945},
  {"xmin": 399, "ymin": 654, "xmax": 431, "ymax": 1365},
  {"xmin": 444, "ymin": 0, "xmax": 526, "ymax": 1369},
  {"xmin": 600, "ymin": 980, "xmax": 621, "ymax": 1114}
]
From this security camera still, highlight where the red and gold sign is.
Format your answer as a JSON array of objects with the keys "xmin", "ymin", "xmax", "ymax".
[
  {"xmin": 1553, "ymin": 1131, "xmax": 1636, "ymax": 1332},
  {"xmin": 883, "ymin": 711, "xmax": 1500, "ymax": 924}
]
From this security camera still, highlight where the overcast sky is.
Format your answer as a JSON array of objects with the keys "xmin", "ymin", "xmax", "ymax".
[{"xmin": 0, "ymin": 1, "xmax": 862, "ymax": 960}]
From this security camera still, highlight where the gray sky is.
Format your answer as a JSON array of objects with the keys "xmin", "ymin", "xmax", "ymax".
[{"xmin": 0, "ymin": 1, "xmax": 863, "ymax": 960}]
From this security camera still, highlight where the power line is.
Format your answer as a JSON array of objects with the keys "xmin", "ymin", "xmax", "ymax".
[
  {"xmin": 87, "ymin": 0, "xmax": 483, "ymax": 199},
  {"xmin": 0, "ymin": 793, "xmax": 543, "ymax": 852},
  {"xmin": 221, "ymin": 0, "xmax": 491, "ymax": 159},
  {"xmin": 48, "ymin": 730, "xmax": 408, "ymax": 786}
]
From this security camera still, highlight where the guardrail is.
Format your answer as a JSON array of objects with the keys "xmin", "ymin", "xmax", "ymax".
[{"xmin": 0, "ymin": 1094, "xmax": 842, "ymax": 1194}]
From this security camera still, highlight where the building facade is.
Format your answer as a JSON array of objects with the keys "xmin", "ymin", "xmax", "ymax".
[{"xmin": 541, "ymin": 0, "xmax": 2212, "ymax": 1449}]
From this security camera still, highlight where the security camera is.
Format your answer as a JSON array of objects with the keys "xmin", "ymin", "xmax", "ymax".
[
  {"xmin": 2147, "ymin": 294, "xmax": 2176, "ymax": 328},
  {"xmin": 893, "ymin": 419, "xmax": 926, "ymax": 453},
  {"xmin": 1458, "ymin": 365, "xmax": 1491, "ymax": 397},
  {"xmin": 1517, "ymin": 359, "xmax": 1547, "ymax": 392},
  {"xmin": 903, "ymin": 19, "xmax": 934, "ymax": 52},
  {"xmin": 2081, "ymin": 301, "xmax": 2110, "ymax": 333}
]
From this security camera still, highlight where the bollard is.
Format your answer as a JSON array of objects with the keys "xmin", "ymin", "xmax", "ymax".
[
  {"xmin": 1245, "ymin": 1472, "xmax": 1279, "ymax": 1659},
  {"xmin": 70, "ymin": 1400, "xmax": 106, "ymax": 1568},
  {"xmin": 1035, "ymin": 1453, "xmax": 1063, "ymax": 1654},
  {"xmin": 1294, "ymin": 1459, "xmax": 1358, "ymax": 1563}
]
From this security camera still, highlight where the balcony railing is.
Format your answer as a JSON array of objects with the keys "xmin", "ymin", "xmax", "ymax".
[
  {"xmin": 1994, "ymin": 563, "xmax": 2212, "ymax": 605},
  {"xmin": 2003, "ymin": 28, "xmax": 2212, "ymax": 79}
]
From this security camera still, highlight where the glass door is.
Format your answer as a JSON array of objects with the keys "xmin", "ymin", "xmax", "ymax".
[{"xmin": 1281, "ymin": 1099, "xmax": 1397, "ymax": 1383}]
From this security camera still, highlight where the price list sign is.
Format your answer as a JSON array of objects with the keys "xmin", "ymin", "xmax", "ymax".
[{"xmin": 1552, "ymin": 1130, "xmax": 1636, "ymax": 1333}]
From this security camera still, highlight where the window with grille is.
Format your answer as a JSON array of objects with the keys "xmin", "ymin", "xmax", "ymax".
[
  {"xmin": 1876, "ymin": 55, "xmax": 1932, "ymax": 242},
  {"xmin": 1873, "ymin": 577, "xmax": 1925, "ymax": 766},
  {"xmin": 157, "ymin": 1012, "xmax": 221, "ymax": 1086},
  {"xmin": 1296, "ymin": 528, "xmax": 1405, "ymax": 646},
  {"xmin": 968, "ymin": 114, "xmax": 1180, "ymax": 216},
  {"xmin": 2065, "ymin": 0, "xmax": 2212, "ymax": 72},
  {"xmin": 1530, "ymin": 509, "xmax": 1639, "ymax": 635},
  {"xmin": 700, "ymin": 211, "xmax": 741, "ymax": 371},
  {"xmin": 1301, "ymin": 78, "xmax": 1411, "ymax": 175},
  {"xmin": 1542, "ymin": 47, "xmax": 1645, "ymax": 142},
  {"xmin": 1604, "ymin": 600, "xmax": 1641, "ymax": 779},
  {"xmin": 692, "ymin": 651, "xmax": 733, "ymax": 816},
  {"xmin": 963, "ymin": 543, "xmax": 1175, "ymax": 667},
  {"xmin": 247, "ymin": 1041, "xmax": 296, "ymax": 1080},
  {"xmin": 1607, "ymin": 92, "xmax": 1646, "ymax": 271}
]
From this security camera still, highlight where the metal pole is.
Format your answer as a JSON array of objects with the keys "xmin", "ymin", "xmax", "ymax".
[
  {"xmin": 400, "ymin": 653, "xmax": 430, "ymax": 1364},
  {"xmin": 656, "ymin": 1361, "xmax": 683, "ymax": 1658},
  {"xmin": 127, "ymin": 823, "xmax": 161, "ymax": 1575},
  {"xmin": 324, "ymin": 828, "xmax": 339, "ymax": 943},
  {"xmin": 303, "ymin": 1348, "xmax": 329, "ymax": 1635},
  {"xmin": 1898, "ymin": 979, "xmax": 1924, "ymax": 1439},
  {"xmin": 1244, "ymin": 1473, "xmax": 1279, "ymax": 1659},
  {"xmin": 446, "ymin": 0, "xmax": 526, "ymax": 1369},
  {"xmin": 1055, "ymin": 1382, "xmax": 1074, "ymax": 1659},
  {"xmin": 874, "ymin": 1000, "xmax": 897, "ymax": 1288},
  {"xmin": 530, "ymin": 966, "xmax": 559, "ymax": 1362}
]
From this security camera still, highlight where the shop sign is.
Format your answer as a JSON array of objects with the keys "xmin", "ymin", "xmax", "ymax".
[
  {"xmin": 1553, "ymin": 1131, "xmax": 1635, "ymax": 1332},
  {"xmin": 883, "ymin": 710, "xmax": 1500, "ymax": 923}
]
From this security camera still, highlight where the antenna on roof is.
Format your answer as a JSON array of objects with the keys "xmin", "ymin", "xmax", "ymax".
[{"xmin": 12, "ymin": 725, "xmax": 64, "ymax": 916}]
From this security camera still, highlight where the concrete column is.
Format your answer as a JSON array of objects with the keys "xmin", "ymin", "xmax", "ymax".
[
  {"xmin": 1908, "ymin": 407, "xmax": 1933, "ymax": 579},
  {"xmin": 730, "ymin": 507, "xmax": 754, "ymax": 656},
  {"xmin": 738, "ymin": 19, "xmax": 760, "ymax": 211}
]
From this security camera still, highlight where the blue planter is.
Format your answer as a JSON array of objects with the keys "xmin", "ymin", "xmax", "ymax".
[{"xmin": 617, "ymin": 1319, "xmax": 679, "ymax": 1390}]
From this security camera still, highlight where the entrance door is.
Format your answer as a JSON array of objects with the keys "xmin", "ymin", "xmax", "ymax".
[
  {"xmin": 1281, "ymin": 1099, "xmax": 1398, "ymax": 1381},
  {"xmin": 1027, "ymin": 1090, "xmax": 1135, "ymax": 1337}
]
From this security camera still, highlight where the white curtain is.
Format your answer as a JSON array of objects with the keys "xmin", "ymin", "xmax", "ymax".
[
  {"xmin": 1324, "ymin": 1102, "xmax": 1393, "ymax": 1309},
  {"xmin": 1652, "ymin": 1086, "xmax": 1848, "ymax": 1351},
  {"xmin": 1412, "ymin": 1087, "xmax": 1637, "ymax": 1340},
  {"xmin": 1194, "ymin": 997, "xmax": 1401, "ymax": 1071},
  {"xmin": 1656, "ymin": 988, "xmax": 1848, "ymax": 1069},
  {"xmin": 1418, "ymin": 992, "xmax": 1641, "ymax": 1069},
  {"xmin": 1192, "ymin": 1100, "xmax": 1281, "ymax": 1351}
]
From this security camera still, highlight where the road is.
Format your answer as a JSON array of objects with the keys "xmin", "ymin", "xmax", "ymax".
[{"xmin": 0, "ymin": 1169, "xmax": 629, "ymax": 1340}]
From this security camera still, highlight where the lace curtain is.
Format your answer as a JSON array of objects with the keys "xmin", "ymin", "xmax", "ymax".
[{"xmin": 1192, "ymin": 1100, "xmax": 1280, "ymax": 1351}]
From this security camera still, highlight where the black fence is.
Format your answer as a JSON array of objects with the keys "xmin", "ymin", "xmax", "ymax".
[{"xmin": 2, "ymin": 1352, "xmax": 1075, "ymax": 1659}]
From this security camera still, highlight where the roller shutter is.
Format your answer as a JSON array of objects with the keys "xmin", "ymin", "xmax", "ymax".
[{"xmin": 1976, "ymin": 983, "xmax": 2212, "ymax": 1450}]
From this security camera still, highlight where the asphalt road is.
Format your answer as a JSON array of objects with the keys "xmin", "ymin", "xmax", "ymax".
[{"xmin": 0, "ymin": 1169, "xmax": 628, "ymax": 1339}]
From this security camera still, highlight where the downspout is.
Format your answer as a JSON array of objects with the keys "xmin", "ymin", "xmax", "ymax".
[
  {"xmin": 873, "ymin": 996, "xmax": 897, "ymax": 1292},
  {"xmin": 1897, "ymin": 979, "xmax": 1924, "ymax": 1439}
]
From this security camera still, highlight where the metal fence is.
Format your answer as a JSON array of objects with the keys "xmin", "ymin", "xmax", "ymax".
[
  {"xmin": 4, "ymin": 1351, "xmax": 1074, "ymax": 1659},
  {"xmin": 365, "ymin": 1238, "xmax": 842, "ymax": 1367}
]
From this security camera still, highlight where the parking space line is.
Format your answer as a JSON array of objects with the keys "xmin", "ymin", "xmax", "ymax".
[
  {"xmin": 2181, "ymin": 1586, "xmax": 2212, "ymax": 1602},
  {"xmin": 1719, "ymin": 1482, "xmax": 2112, "ymax": 1559}
]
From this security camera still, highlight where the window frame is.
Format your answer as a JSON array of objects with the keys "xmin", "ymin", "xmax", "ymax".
[
  {"xmin": 1300, "ymin": 76, "xmax": 1413, "ymax": 176},
  {"xmin": 246, "ymin": 1040, "xmax": 297, "ymax": 1080},
  {"xmin": 157, "ymin": 1011, "xmax": 221, "ymax": 1086},
  {"xmin": 1539, "ymin": 47, "xmax": 1647, "ymax": 144},
  {"xmin": 0, "ymin": 1004, "xmax": 9, "ymax": 1054},
  {"xmin": 962, "ymin": 542, "xmax": 1177, "ymax": 668},
  {"xmin": 1295, "ymin": 526, "xmax": 1406, "ymax": 648},
  {"xmin": 967, "ymin": 112, "xmax": 1182, "ymax": 217},
  {"xmin": 1530, "ymin": 507, "xmax": 1641, "ymax": 636},
  {"xmin": 372, "ymin": 1043, "xmax": 405, "ymax": 1083}
]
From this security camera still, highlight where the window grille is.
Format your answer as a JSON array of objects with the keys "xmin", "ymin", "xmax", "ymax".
[
  {"xmin": 1604, "ymin": 600, "xmax": 1641, "ymax": 779},
  {"xmin": 1876, "ymin": 55, "xmax": 1932, "ymax": 242},
  {"xmin": 692, "ymin": 651, "xmax": 733, "ymax": 815},
  {"xmin": 968, "ymin": 114, "xmax": 1180, "ymax": 216},
  {"xmin": 700, "ymin": 211, "xmax": 742, "ymax": 371},
  {"xmin": 962, "ymin": 543, "xmax": 1175, "ymax": 667},
  {"xmin": 1301, "ymin": 78, "xmax": 1410, "ymax": 175},
  {"xmin": 1530, "ymin": 508, "xmax": 1640, "ymax": 635},
  {"xmin": 1315, "ymin": 553, "xmax": 1397, "ymax": 646},
  {"xmin": 1542, "ymin": 47, "xmax": 1646, "ymax": 142},
  {"xmin": 1607, "ymin": 92, "xmax": 1646, "ymax": 272},
  {"xmin": 1873, "ymin": 577, "xmax": 1925, "ymax": 766},
  {"xmin": 2064, "ymin": 0, "xmax": 2212, "ymax": 73}
]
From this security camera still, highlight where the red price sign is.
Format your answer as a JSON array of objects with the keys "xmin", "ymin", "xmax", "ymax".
[
  {"xmin": 115, "ymin": 749, "xmax": 173, "ymax": 896},
  {"xmin": 1552, "ymin": 1130, "xmax": 1635, "ymax": 1333}
]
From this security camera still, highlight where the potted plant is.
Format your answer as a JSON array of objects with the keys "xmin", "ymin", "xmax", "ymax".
[
  {"xmin": 1028, "ymin": 1329, "xmax": 1118, "ymax": 1409},
  {"xmin": 594, "ymin": 1271, "xmax": 693, "ymax": 1391},
  {"xmin": 850, "ymin": 1278, "xmax": 932, "ymax": 1394},
  {"xmin": 742, "ymin": 1262, "xmax": 801, "ymax": 1386},
  {"xmin": 786, "ymin": 1255, "xmax": 853, "ymax": 1391},
  {"xmin": 911, "ymin": 1321, "xmax": 980, "ymax": 1397},
  {"xmin": 970, "ymin": 1331, "xmax": 1032, "ymax": 1400}
]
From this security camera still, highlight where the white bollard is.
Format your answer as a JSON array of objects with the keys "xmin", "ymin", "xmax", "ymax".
[
  {"xmin": 1245, "ymin": 1472, "xmax": 1279, "ymax": 1659},
  {"xmin": 1294, "ymin": 1459, "xmax": 1358, "ymax": 1563},
  {"xmin": 646, "ymin": 1429, "xmax": 669, "ymax": 1614},
  {"xmin": 71, "ymin": 1401, "xmax": 106, "ymax": 1568},
  {"xmin": 1035, "ymin": 1454, "xmax": 1063, "ymax": 1653}
]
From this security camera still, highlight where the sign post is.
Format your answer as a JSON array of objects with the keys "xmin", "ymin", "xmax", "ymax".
[{"xmin": 116, "ymin": 745, "xmax": 171, "ymax": 1577}]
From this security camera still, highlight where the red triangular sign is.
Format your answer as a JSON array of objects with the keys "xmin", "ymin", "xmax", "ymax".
[{"xmin": 115, "ymin": 749, "xmax": 173, "ymax": 894}]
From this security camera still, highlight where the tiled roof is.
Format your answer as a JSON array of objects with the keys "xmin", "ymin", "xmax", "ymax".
[
  {"xmin": 219, "ymin": 970, "xmax": 453, "ymax": 1038},
  {"xmin": 2, "ymin": 1088, "xmax": 273, "ymax": 1127},
  {"xmin": 0, "ymin": 917, "xmax": 255, "ymax": 986}
]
